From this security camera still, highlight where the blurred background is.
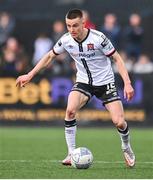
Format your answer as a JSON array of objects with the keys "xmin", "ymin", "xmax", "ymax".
[{"xmin": 0, "ymin": 0, "xmax": 153, "ymax": 127}]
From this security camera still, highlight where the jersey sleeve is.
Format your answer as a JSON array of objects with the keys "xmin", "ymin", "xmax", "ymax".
[
  {"xmin": 99, "ymin": 34, "xmax": 116, "ymax": 57},
  {"xmin": 53, "ymin": 37, "xmax": 66, "ymax": 55}
]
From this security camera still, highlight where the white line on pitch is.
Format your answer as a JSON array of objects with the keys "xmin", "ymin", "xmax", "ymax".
[{"xmin": 0, "ymin": 160, "xmax": 153, "ymax": 164}]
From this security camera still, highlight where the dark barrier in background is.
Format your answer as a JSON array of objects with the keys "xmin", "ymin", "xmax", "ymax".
[{"xmin": 0, "ymin": 73, "xmax": 153, "ymax": 126}]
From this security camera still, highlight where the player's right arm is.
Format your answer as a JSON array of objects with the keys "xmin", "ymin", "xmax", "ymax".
[{"xmin": 16, "ymin": 50, "xmax": 56, "ymax": 88}]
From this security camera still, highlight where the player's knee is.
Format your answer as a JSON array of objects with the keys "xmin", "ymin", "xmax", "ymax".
[
  {"xmin": 112, "ymin": 113, "xmax": 125, "ymax": 129},
  {"xmin": 66, "ymin": 108, "xmax": 76, "ymax": 119}
]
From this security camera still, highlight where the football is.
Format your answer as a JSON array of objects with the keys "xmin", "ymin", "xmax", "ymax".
[{"xmin": 71, "ymin": 147, "xmax": 93, "ymax": 169}]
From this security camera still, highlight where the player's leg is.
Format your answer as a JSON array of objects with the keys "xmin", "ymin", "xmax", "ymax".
[
  {"xmin": 105, "ymin": 100, "xmax": 135, "ymax": 167},
  {"xmin": 62, "ymin": 90, "xmax": 89, "ymax": 165}
]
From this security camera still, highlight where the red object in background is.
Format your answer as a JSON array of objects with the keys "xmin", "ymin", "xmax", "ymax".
[{"xmin": 84, "ymin": 20, "xmax": 96, "ymax": 29}]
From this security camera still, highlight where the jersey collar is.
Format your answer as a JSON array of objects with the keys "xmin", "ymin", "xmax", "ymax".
[{"xmin": 73, "ymin": 29, "xmax": 90, "ymax": 44}]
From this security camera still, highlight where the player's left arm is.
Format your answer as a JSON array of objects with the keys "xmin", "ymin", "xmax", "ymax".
[{"xmin": 111, "ymin": 51, "xmax": 134, "ymax": 101}]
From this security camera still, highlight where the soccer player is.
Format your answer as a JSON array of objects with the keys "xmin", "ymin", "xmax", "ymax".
[{"xmin": 16, "ymin": 9, "xmax": 135, "ymax": 167}]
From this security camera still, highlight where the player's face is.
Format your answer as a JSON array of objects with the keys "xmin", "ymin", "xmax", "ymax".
[{"xmin": 66, "ymin": 17, "xmax": 84, "ymax": 39}]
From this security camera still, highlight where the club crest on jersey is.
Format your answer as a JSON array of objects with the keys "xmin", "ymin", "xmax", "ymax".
[
  {"xmin": 68, "ymin": 45, "xmax": 73, "ymax": 49},
  {"xmin": 87, "ymin": 43, "xmax": 95, "ymax": 51}
]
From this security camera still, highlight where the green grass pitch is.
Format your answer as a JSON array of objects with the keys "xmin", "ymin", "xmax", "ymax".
[{"xmin": 0, "ymin": 127, "xmax": 153, "ymax": 179}]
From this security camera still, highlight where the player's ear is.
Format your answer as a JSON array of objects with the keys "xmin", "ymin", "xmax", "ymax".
[{"xmin": 82, "ymin": 18, "xmax": 85, "ymax": 27}]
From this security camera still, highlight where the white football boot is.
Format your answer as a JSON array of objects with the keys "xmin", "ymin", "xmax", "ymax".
[
  {"xmin": 62, "ymin": 154, "xmax": 71, "ymax": 166},
  {"xmin": 122, "ymin": 146, "xmax": 135, "ymax": 167}
]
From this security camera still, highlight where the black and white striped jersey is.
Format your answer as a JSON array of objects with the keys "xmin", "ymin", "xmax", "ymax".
[{"xmin": 53, "ymin": 29, "xmax": 116, "ymax": 86}]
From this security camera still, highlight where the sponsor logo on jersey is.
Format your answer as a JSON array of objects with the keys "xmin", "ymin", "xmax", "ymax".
[
  {"xmin": 68, "ymin": 45, "xmax": 73, "ymax": 49},
  {"xmin": 79, "ymin": 52, "xmax": 95, "ymax": 58},
  {"xmin": 87, "ymin": 43, "xmax": 95, "ymax": 51},
  {"xmin": 58, "ymin": 40, "xmax": 62, "ymax": 46}
]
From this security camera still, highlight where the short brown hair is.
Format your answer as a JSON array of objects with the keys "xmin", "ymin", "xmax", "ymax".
[{"xmin": 66, "ymin": 9, "xmax": 83, "ymax": 19}]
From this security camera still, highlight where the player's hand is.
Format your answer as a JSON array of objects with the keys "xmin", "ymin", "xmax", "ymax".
[
  {"xmin": 16, "ymin": 74, "xmax": 32, "ymax": 88},
  {"xmin": 124, "ymin": 83, "xmax": 134, "ymax": 101}
]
